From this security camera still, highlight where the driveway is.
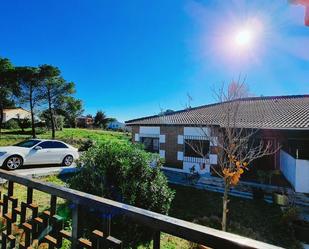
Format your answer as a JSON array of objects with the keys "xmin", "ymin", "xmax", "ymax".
[
  {"xmin": 15, "ymin": 165, "xmax": 77, "ymax": 177},
  {"xmin": 0, "ymin": 163, "xmax": 78, "ymax": 178}
]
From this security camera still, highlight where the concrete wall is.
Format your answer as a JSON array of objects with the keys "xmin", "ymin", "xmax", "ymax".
[
  {"xmin": 295, "ymin": 159, "xmax": 309, "ymax": 193},
  {"xmin": 280, "ymin": 150, "xmax": 296, "ymax": 188},
  {"xmin": 280, "ymin": 149, "xmax": 309, "ymax": 193}
]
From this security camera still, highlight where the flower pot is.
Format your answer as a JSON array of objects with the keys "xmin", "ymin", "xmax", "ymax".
[
  {"xmin": 272, "ymin": 192, "xmax": 289, "ymax": 206},
  {"xmin": 293, "ymin": 220, "xmax": 309, "ymax": 243}
]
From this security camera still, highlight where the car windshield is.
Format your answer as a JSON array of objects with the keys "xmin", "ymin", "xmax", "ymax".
[{"xmin": 13, "ymin": 140, "xmax": 41, "ymax": 148}]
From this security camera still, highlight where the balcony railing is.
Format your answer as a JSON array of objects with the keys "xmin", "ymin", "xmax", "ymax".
[{"xmin": 0, "ymin": 169, "xmax": 283, "ymax": 249}]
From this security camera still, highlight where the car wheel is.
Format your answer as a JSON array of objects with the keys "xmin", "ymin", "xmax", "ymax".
[
  {"xmin": 5, "ymin": 156, "xmax": 23, "ymax": 170},
  {"xmin": 62, "ymin": 155, "xmax": 74, "ymax": 166}
]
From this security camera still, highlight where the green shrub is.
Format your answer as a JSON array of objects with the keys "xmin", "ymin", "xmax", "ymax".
[
  {"xmin": 3, "ymin": 119, "xmax": 19, "ymax": 129},
  {"xmin": 17, "ymin": 118, "xmax": 31, "ymax": 131},
  {"xmin": 69, "ymin": 140, "xmax": 174, "ymax": 247},
  {"xmin": 78, "ymin": 139, "xmax": 94, "ymax": 152}
]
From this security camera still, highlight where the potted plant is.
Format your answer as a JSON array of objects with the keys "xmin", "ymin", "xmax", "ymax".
[{"xmin": 272, "ymin": 188, "xmax": 289, "ymax": 206}]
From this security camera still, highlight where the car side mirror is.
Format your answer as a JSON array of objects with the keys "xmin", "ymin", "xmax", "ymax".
[{"xmin": 34, "ymin": 146, "xmax": 42, "ymax": 150}]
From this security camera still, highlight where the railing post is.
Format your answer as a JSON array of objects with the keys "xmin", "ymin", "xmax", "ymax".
[
  {"xmin": 153, "ymin": 231, "xmax": 160, "ymax": 249},
  {"xmin": 8, "ymin": 181, "xmax": 13, "ymax": 197},
  {"xmin": 103, "ymin": 213, "xmax": 111, "ymax": 237},
  {"xmin": 50, "ymin": 195, "xmax": 57, "ymax": 216},
  {"xmin": 71, "ymin": 203, "xmax": 82, "ymax": 249}
]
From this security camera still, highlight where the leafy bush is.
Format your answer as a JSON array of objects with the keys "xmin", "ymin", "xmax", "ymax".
[
  {"xmin": 17, "ymin": 118, "xmax": 31, "ymax": 131},
  {"xmin": 70, "ymin": 140, "xmax": 174, "ymax": 213},
  {"xmin": 78, "ymin": 139, "xmax": 94, "ymax": 152},
  {"xmin": 3, "ymin": 119, "xmax": 19, "ymax": 129},
  {"xmin": 69, "ymin": 140, "xmax": 174, "ymax": 247}
]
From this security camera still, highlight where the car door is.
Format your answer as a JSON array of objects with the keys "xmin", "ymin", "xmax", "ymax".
[
  {"xmin": 27, "ymin": 141, "xmax": 55, "ymax": 165},
  {"xmin": 49, "ymin": 141, "xmax": 69, "ymax": 163}
]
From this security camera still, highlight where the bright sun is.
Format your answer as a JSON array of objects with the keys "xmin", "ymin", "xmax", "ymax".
[{"xmin": 234, "ymin": 29, "xmax": 254, "ymax": 47}]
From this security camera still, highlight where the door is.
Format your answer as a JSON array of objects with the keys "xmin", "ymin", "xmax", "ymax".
[
  {"xmin": 27, "ymin": 141, "xmax": 64, "ymax": 164},
  {"xmin": 48, "ymin": 141, "xmax": 69, "ymax": 163},
  {"xmin": 26, "ymin": 141, "xmax": 53, "ymax": 164}
]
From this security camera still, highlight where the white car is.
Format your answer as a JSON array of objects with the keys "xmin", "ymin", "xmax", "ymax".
[{"xmin": 0, "ymin": 139, "xmax": 80, "ymax": 170}]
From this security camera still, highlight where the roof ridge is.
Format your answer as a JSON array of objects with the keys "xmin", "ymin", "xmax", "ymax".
[{"xmin": 125, "ymin": 94, "xmax": 309, "ymax": 124}]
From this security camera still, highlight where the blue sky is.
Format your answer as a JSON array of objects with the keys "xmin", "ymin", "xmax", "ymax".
[{"xmin": 1, "ymin": 0, "xmax": 308, "ymax": 122}]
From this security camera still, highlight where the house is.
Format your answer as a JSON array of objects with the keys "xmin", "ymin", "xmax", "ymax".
[
  {"xmin": 107, "ymin": 120, "xmax": 125, "ymax": 130},
  {"xmin": 76, "ymin": 116, "xmax": 94, "ymax": 128},
  {"xmin": 107, "ymin": 120, "xmax": 131, "ymax": 131},
  {"xmin": 3, "ymin": 108, "xmax": 31, "ymax": 122},
  {"xmin": 126, "ymin": 95, "xmax": 309, "ymax": 193}
]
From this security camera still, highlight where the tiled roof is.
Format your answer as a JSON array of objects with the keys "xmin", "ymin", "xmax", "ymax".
[{"xmin": 125, "ymin": 95, "xmax": 309, "ymax": 129}]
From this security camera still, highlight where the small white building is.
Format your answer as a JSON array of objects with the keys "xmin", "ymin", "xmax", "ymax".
[
  {"xmin": 3, "ymin": 108, "xmax": 31, "ymax": 122},
  {"xmin": 108, "ymin": 120, "xmax": 125, "ymax": 130}
]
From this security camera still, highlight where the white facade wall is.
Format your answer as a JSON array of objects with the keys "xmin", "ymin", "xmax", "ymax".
[
  {"xmin": 182, "ymin": 127, "xmax": 216, "ymax": 174},
  {"xmin": 295, "ymin": 159, "xmax": 309, "ymax": 193},
  {"xmin": 184, "ymin": 127, "xmax": 210, "ymax": 137},
  {"xmin": 134, "ymin": 133, "xmax": 140, "ymax": 142},
  {"xmin": 280, "ymin": 150, "xmax": 296, "ymax": 187},
  {"xmin": 159, "ymin": 135, "xmax": 165, "ymax": 143},
  {"xmin": 3, "ymin": 109, "xmax": 31, "ymax": 122},
  {"xmin": 138, "ymin": 126, "xmax": 165, "ymax": 158},
  {"xmin": 280, "ymin": 150, "xmax": 309, "ymax": 193},
  {"xmin": 140, "ymin": 126, "xmax": 160, "ymax": 136}
]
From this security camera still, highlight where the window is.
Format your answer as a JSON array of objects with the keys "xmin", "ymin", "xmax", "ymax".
[
  {"xmin": 52, "ymin": 142, "xmax": 68, "ymax": 148},
  {"xmin": 184, "ymin": 139, "xmax": 210, "ymax": 158},
  {"xmin": 38, "ymin": 141, "xmax": 68, "ymax": 149},
  {"xmin": 39, "ymin": 141, "xmax": 54, "ymax": 149},
  {"xmin": 140, "ymin": 137, "xmax": 159, "ymax": 153},
  {"xmin": 14, "ymin": 140, "xmax": 41, "ymax": 148}
]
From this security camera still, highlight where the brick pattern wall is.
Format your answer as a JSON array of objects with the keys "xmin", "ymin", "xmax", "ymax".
[
  {"xmin": 130, "ymin": 125, "xmax": 184, "ymax": 168},
  {"xmin": 129, "ymin": 125, "xmax": 219, "ymax": 170},
  {"xmin": 160, "ymin": 126, "xmax": 184, "ymax": 168},
  {"xmin": 131, "ymin": 126, "xmax": 139, "ymax": 143}
]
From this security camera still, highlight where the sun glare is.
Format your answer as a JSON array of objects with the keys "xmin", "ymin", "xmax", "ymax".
[{"xmin": 234, "ymin": 29, "xmax": 253, "ymax": 47}]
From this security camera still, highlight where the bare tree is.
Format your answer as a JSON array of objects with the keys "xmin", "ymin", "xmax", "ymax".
[{"xmin": 185, "ymin": 81, "xmax": 280, "ymax": 231}]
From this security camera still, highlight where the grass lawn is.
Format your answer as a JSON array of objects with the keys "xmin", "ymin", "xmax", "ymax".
[
  {"xmin": 0, "ymin": 175, "xmax": 72, "ymax": 249},
  {"xmin": 0, "ymin": 175, "xmax": 67, "ymax": 214},
  {"xmin": 169, "ymin": 184, "xmax": 301, "ymax": 249},
  {"xmin": 0, "ymin": 128, "xmax": 130, "ymax": 147}
]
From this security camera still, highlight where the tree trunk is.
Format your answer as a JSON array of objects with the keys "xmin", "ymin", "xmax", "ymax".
[
  {"xmin": 222, "ymin": 181, "xmax": 230, "ymax": 231},
  {"xmin": 47, "ymin": 89, "xmax": 55, "ymax": 139},
  {"xmin": 29, "ymin": 88, "xmax": 36, "ymax": 138},
  {"xmin": 0, "ymin": 102, "xmax": 3, "ymax": 136}
]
